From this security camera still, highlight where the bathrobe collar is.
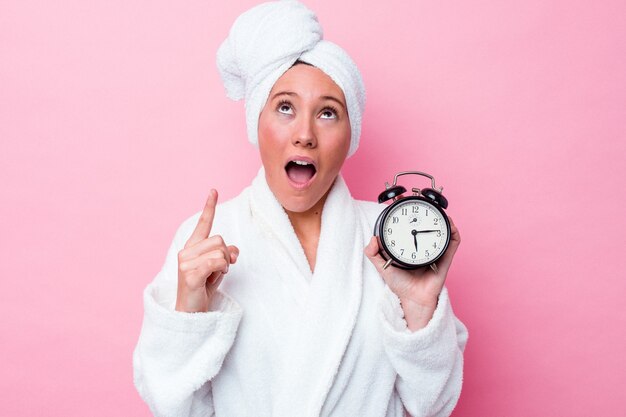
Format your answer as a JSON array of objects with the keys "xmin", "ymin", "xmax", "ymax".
[{"xmin": 249, "ymin": 166, "xmax": 364, "ymax": 416}]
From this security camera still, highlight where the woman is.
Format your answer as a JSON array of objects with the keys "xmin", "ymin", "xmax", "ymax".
[{"xmin": 133, "ymin": 1, "xmax": 468, "ymax": 416}]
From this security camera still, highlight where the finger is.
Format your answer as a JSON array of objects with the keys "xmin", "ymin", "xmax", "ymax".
[
  {"xmin": 181, "ymin": 255, "xmax": 226, "ymax": 289},
  {"xmin": 207, "ymin": 270, "xmax": 225, "ymax": 289},
  {"xmin": 202, "ymin": 244, "xmax": 232, "ymax": 274},
  {"xmin": 364, "ymin": 236, "xmax": 388, "ymax": 277},
  {"xmin": 189, "ymin": 267, "xmax": 223, "ymax": 290},
  {"xmin": 186, "ymin": 189, "xmax": 218, "ymax": 247},
  {"xmin": 448, "ymin": 216, "xmax": 461, "ymax": 244},
  {"xmin": 183, "ymin": 248, "xmax": 230, "ymax": 273},
  {"xmin": 188, "ymin": 256, "xmax": 229, "ymax": 284},
  {"xmin": 228, "ymin": 245, "xmax": 239, "ymax": 264},
  {"xmin": 207, "ymin": 270, "xmax": 222, "ymax": 286},
  {"xmin": 437, "ymin": 218, "xmax": 461, "ymax": 274},
  {"xmin": 182, "ymin": 234, "xmax": 230, "ymax": 259}
]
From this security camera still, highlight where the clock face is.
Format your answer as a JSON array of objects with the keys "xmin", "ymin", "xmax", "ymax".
[{"xmin": 381, "ymin": 198, "xmax": 449, "ymax": 266}]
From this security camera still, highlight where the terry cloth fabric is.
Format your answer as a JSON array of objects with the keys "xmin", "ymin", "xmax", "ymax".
[
  {"xmin": 133, "ymin": 167, "xmax": 469, "ymax": 417},
  {"xmin": 216, "ymin": 0, "xmax": 366, "ymax": 158}
]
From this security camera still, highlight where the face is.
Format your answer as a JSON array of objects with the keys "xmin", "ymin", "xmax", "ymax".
[{"xmin": 258, "ymin": 63, "xmax": 351, "ymax": 213}]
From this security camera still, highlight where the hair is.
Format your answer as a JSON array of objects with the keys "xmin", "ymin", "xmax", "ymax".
[{"xmin": 292, "ymin": 59, "xmax": 315, "ymax": 68}]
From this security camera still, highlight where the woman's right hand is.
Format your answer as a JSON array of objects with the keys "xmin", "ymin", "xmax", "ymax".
[{"xmin": 175, "ymin": 189, "xmax": 239, "ymax": 313}]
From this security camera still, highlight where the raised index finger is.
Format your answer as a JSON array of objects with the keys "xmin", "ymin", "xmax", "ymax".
[{"xmin": 186, "ymin": 189, "xmax": 218, "ymax": 247}]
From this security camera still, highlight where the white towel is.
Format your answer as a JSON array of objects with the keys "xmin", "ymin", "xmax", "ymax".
[{"xmin": 216, "ymin": 0, "xmax": 366, "ymax": 158}]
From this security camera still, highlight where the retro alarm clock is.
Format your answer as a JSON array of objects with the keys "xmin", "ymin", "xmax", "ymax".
[{"xmin": 373, "ymin": 171, "xmax": 451, "ymax": 272}]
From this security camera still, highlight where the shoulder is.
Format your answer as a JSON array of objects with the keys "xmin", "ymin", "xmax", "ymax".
[{"xmin": 353, "ymin": 198, "xmax": 386, "ymax": 229}]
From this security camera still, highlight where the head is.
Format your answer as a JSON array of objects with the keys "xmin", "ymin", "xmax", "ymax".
[
  {"xmin": 216, "ymin": 0, "xmax": 366, "ymax": 212},
  {"xmin": 258, "ymin": 61, "xmax": 351, "ymax": 213}
]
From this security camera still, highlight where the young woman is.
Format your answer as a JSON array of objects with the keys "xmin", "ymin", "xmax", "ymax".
[{"xmin": 133, "ymin": 2, "xmax": 468, "ymax": 416}]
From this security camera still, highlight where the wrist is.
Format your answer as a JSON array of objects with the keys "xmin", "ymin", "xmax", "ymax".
[
  {"xmin": 399, "ymin": 297, "xmax": 438, "ymax": 332},
  {"xmin": 175, "ymin": 287, "xmax": 210, "ymax": 313}
]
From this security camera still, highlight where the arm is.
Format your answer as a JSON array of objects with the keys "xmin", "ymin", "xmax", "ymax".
[
  {"xmin": 378, "ymin": 284, "xmax": 468, "ymax": 417},
  {"xmin": 364, "ymin": 211, "xmax": 467, "ymax": 416},
  {"xmin": 132, "ymin": 220, "xmax": 243, "ymax": 417}
]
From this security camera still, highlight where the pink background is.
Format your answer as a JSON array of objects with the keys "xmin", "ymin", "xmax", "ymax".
[{"xmin": 1, "ymin": 0, "xmax": 625, "ymax": 415}]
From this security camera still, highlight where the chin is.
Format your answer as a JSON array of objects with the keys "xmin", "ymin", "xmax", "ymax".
[{"xmin": 277, "ymin": 191, "xmax": 321, "ymax": 213}]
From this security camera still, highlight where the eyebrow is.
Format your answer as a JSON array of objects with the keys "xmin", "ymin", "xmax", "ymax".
[
  {"xmin": 271, "ymin": 91, "xmax": 345, "ymax": 110},
  {"xmin": 271, "ymin": 91, "xmax": 297, "ymax": 100},
  {"xmin": 321, "ymin": 95, "xmax": 346, "ymax": 110}
]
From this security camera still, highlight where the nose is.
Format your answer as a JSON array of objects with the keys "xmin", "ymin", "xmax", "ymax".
[{"xmin": 291, "ymin": 115, "xmax": 317, "ymax": 149}]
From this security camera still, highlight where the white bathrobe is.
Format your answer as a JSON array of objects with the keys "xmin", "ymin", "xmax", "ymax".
[{"xmin": 133, "ymin": 167, "xmax": 468, "ymax": 417}]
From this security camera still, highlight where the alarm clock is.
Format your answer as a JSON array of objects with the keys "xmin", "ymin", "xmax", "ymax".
[{"xmin": 373, "ymin": 171, "xmax": 451, "ymax": 272}]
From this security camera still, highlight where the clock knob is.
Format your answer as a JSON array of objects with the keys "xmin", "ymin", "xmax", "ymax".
[
  {"xmin": 421, "ymin": 188, "xmax": 449, "ymax": 209},
  {"xmin": 377, "ymin": 185, "xmax": 407, "ymax": 203}
]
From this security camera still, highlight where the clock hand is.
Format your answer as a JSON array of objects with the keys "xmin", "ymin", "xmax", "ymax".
[
  {"xmin": 414, "ymin": 229, "xmax": 439, "ymax": 233},
  {"xmin": 411, "ymin": 229, "xmax": 418, "ymax": 251}
]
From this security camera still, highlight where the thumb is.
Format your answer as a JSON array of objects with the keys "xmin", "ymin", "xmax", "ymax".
[{"xmin": 364, "ymin": 236, "xmax": 387, "ymax": 276}]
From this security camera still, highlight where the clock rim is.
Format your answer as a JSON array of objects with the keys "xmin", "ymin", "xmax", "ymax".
[{"xmin": 374, "ymin": 196, "xmax": 451, "ymax": 269}]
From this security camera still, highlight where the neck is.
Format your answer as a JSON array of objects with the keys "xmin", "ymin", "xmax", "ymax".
[
  {"xmin": 285, "ymin": 187, "xmax": 329, "ymax": 239},
  {"xmin": 285, "ymin": 188, "xmax": 330, "ymax": 273}
]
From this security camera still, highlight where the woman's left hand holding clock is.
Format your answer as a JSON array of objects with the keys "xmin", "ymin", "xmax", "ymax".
[{"xmin": 364, "ymin": 217, "xmax": 461, "ymax": 331}]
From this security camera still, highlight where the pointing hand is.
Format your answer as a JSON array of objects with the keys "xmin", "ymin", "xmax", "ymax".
[{"xmin": 175, "ymin": 189, "xmax": 239, "ymax": 313}]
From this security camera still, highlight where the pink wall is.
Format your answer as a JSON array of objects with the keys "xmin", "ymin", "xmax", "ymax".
[{"xmin": 1, "ymin": 0, "xmax": 625, "ymax": 415}]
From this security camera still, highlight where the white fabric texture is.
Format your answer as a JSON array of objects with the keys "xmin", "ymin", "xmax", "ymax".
[
  {"xmin": 216, "ymin": 0, "xmax": 366, "ymax": 158},
  {"xmin": 133, "ymin": 167, "xmax": 468, "ymax": 417}
]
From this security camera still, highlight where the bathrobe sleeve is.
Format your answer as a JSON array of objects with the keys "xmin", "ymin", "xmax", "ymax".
[
  {"xmin": 378, "ymin": 284, "xmax": 468, "ymax": 417},
  {"xmin": 133, "ymin": 220, "xmax": 244, "ymax": 417}
]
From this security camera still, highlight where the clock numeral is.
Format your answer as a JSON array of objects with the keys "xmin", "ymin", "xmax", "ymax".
[
  {"xmin": 390, "ymin": 240, "xmax": 395, "ymax": 247},
  {"xmin": 412, "ymin": 206, "xmax": 419, "ymax": 213},
  {"xmin": 387, "ymin": 228, "xmax": 392, "ymax": 234},
  {"xmin": 425, "ymin": 250, "xmax": 430, "ymax": 257},
  {"xmin": 434, "ymin": 218, "xmax": 439, "ymax": 225},
  {"xmin": 401, "ymin": 208, "xmax": 408, "ymax": 215},
  {"xmin": 425, "ymin": 209, "xmax": 428, "ymax": 216},
  {"xmin": 392, "ymin": 216, "xmax": 399, "ymax": 223},
  {"xmin": 437, "ymin": 230, "xmax": 441, "ymax": 237},
  {"xmin": 400, "ymin": 249, "xmax": 405, "ymax": 256},
  {"xmin": 433, "ymin": 242, "xmax": 437, "ymax": 249},
  {"xmin": 411, "ymin": 252, "xmax": 416, "ymax": 259}
]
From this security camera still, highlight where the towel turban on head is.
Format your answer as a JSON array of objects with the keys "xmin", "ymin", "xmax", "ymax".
[{"xmin": 216, "ymin": 0, "xmax": 366, "ymax": 158}]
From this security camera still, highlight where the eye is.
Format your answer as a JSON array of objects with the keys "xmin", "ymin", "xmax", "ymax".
[
  {"xmin": 277, "ymin": 100, "xmax": 294, "ymax": 115},
  {"xmin": 320, "ymin": 106, "xmax": 338, "ymax": 120}
]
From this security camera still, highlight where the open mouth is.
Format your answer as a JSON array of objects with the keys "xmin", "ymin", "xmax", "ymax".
[{"xmin": 284, "ymin": 158, "xmax": 317, "ymax": 188}]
